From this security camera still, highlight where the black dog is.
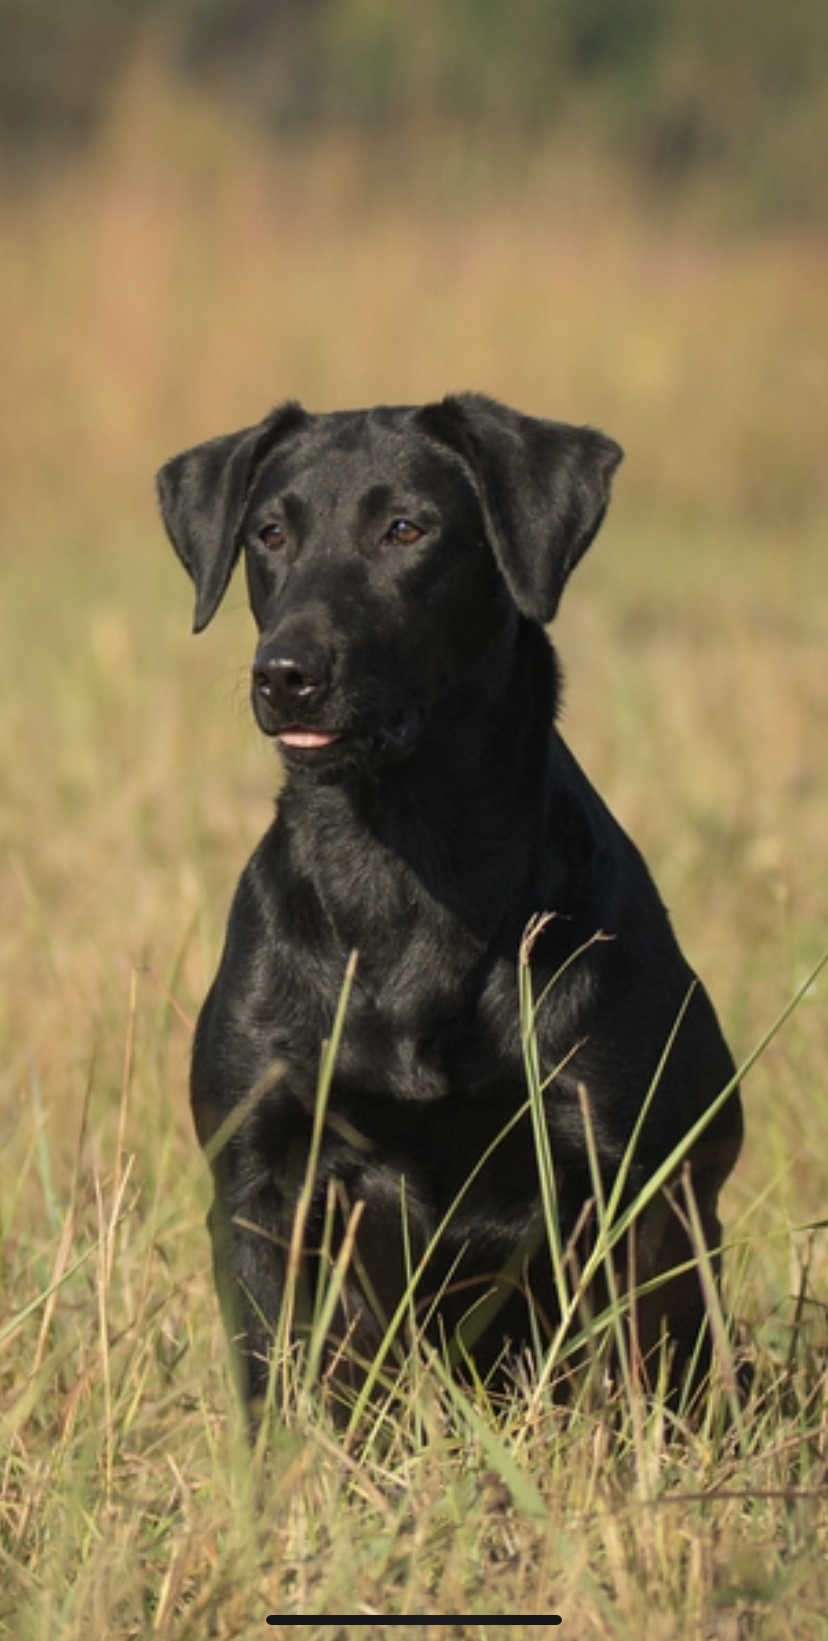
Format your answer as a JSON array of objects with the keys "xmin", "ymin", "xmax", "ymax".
[{"xmin": 158, "ymin": 393, "xmax": 742, "ymax": 1419}]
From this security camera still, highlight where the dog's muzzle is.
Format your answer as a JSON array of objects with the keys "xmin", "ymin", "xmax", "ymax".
[{"xmin": 251, "ymin": 644, "xmax": 422, "ymax": 766}]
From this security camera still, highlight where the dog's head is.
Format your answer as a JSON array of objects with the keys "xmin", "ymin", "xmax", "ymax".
[{"xmin": 157, "ymin": 393, "xmax": 622, "ymax": 772}]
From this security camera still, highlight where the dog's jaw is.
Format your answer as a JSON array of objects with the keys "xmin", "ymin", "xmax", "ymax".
[{"xmin": 362, "ymin": 709, "xmax": 422, "ymax": 761}]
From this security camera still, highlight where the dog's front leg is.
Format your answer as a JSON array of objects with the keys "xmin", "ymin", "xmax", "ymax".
[{"xmin": 205, "ymin": 1158, "xmax": 290, "ymax": 1426}]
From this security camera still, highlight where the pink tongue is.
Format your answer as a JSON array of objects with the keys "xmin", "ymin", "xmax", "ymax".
[{"xmin": 278, "ymin": 729, "xmax": 339, "ymax": 749}]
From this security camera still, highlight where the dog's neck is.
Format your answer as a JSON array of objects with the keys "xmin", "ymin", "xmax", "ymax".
[{"xmin": 275, "ymin": 622, "xmax": 564, "ymax": 944}]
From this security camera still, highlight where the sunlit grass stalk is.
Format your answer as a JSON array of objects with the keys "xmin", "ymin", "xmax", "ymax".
[
  {"xmin": 576, "ymin": 1080, "xmax": 637, "ymax": 1406},
  {"xmin": 587, "ymin": 945, "xmax": 828, "ymax": 1276},
  {"xmin": 519, "ymin": 932, "xmax": 828, "ymax": 1416},
  {"xmin": 302, "ymin": 1192, "xmax": 365, "ymax": 1393},
  {"xmin": 345, "ymin": 1096, "xmax": 534, "ymax": 1430},
  {"xmin": 517, "ymin": 915, "xmax": 574, "ymax": 1326},
  {"xmin": 263, "ymin": 949, "xmax": 359, "ymax": 1423},
  {"xmin": 679, "ymin": 1169, "xmax": 745, "ymax": 1437},
  {"xmin": 516, "ymin": 920, "xmax": 698, "ymax": 1409}
]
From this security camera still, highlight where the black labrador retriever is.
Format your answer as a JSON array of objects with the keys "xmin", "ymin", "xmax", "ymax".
[{"xmin": 158, "ymin": 392, "xmax": 742, "ymax": 1419}]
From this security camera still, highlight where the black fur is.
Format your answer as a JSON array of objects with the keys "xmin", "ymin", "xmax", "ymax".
[{"xmin": 158, "ymin": 392, "xmax": 742, "ymax": 1418}]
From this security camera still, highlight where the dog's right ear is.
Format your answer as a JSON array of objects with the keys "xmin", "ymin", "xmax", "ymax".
[
  {"xmin": 416, "ymin": 393, "xmax": 623, "ymax": 625},
  {"xmin": 156, "ymin": 401, "xmax": 308, "ymax": 632}
]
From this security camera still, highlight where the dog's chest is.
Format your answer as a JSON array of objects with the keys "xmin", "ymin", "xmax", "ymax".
[
  {"xmin": 329, "ymin": 945, "xmax": 525, "ymax": 1106},
  {"xmin": 269, "ymin": 793, "xmax": 549, "ymax": 1105}
]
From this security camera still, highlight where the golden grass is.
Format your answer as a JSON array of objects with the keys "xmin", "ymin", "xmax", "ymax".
[{"xmin": 2, "ymin": 73, "xmax": 828, "ymax": 1638}]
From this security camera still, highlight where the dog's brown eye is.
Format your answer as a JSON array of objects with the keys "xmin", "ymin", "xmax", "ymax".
[
  {"xmin": 259, "ymin": 523, "xmax": 286, "ymax": 551},
  {"xmin": 386, "ymin": 519, "xmax": 423, "ymax": 545}
]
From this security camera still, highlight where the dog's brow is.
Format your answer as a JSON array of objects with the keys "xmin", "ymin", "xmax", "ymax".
[
  {"xmin": 247, "ymin": 489, "xmax": 306, "ymax": 533},
  {"xmin": 355, "ymin": 480, "xmax": 442, "ymax": 529},
  {"xmin": 280, "ymin": 492, "xmax": 306, "ymax": 532},
  {"xmin": 356, "ymin": 483, "xmax": 398, "ymax": 526}
]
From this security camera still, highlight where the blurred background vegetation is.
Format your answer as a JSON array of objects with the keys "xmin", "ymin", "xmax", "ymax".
[
  {"xmin": 2, "ymin": 0, "xmax": 827, "ymax": 547},
  {"xmin": 2, "ymin": 0, "xmax": 828, "ymax": 536},
  {"xmin": 3, "ymin": 0, "xmax": 828, "ymax": 224}
]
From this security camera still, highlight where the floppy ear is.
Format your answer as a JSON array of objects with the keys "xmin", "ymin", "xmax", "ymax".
[
  {"xmin": 156, "ymin": 401, "xmax": 308, "ymax": 632},
  {"xmin": 417, "ymin": 392, "xmax": 623, "ymax": 623}
]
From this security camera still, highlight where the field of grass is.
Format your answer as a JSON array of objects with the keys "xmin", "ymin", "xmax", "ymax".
[{"xmin": 2, "ymin": 78, "xmax": 828, "ymax": 1639}]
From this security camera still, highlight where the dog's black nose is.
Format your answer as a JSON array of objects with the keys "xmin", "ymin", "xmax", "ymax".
[{"xmin": 252, "ymin": 644, "xmax": 331, "ymax": 711}]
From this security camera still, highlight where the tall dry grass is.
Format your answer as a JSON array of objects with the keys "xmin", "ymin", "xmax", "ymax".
[{"xmin": 2, "ymin": 70, "xmax": 827, "ymax": 1638}]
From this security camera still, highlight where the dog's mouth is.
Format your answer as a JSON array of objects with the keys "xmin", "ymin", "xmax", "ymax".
[
  {"xmin": 274, "ymin": 710, "xmax": 421, "ymax": 765},
  {"xmin": 277, "ymin": 727, "xmax": 342, "ymax": 751}
]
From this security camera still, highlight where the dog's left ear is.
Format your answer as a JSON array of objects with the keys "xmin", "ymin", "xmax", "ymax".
[
  {"xmin": 157, "ymin": 401, "xmax": 308, "ymax": 632},
  {"xmin": 417, "ymin": 392, "xmax": 623, "ymax": 623}
]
